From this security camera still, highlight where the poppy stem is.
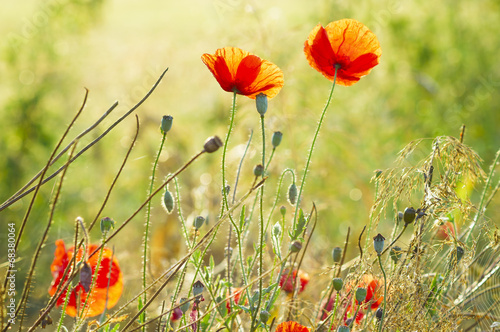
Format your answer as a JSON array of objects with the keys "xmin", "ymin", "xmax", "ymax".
[
  {"xmin": 378, "ymin": 255, "xmax": 387, "ymax": 332},
  {"xmin": 293, "ymin": 68, "xmax": 338, "ymax": 228}
]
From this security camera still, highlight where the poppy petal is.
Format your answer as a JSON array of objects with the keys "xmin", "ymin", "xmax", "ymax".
[{"xmin": 275, "ymin": 321, "xmax": 311, "ymax": 332}]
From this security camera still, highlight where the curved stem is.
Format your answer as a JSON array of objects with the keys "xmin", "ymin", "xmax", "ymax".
[
  {"xmin": 293, "ymin": 69, "xmax": 338, "ymax": 228},
  {"xmin": 142, "ymin": 131, "xmax": 167, "ymax": 327}
]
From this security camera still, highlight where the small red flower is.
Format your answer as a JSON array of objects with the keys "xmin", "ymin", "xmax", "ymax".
[
  {"xmin": 304, "ymin": 19, "xmax": 381, "ymax": 86},
  {"xmin": 226, "ymin": 287, "xmax": 246, "ymax": 313},
  {"xmin": 436, "ymin": 221, "xmax": 456, "ymax": 240},
  {"xmin": 279, "ymin": 269, "xmax": 310, "ymax": 293},
  {"xmin": 201, "ymin": 47, "xmax": 284, "ymax": 99},
  {"xmin": 48, "ymin": 240, "xmax": 123, "ymax": 317},
  {"xmin": 275, "ymin": 321, "xmax": 311, "ymax": 332}
]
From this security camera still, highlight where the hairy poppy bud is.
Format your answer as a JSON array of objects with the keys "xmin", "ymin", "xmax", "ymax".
[
  {"xmin": 403, "ymin": 207, "xmax": 416, "ymax": 224},
  {"xmin": 355, "ymin": 287, "xmax": 367, "ymax": 303},
  {"xmin": 390, "ymin": 246, "xmax": 402, "ymax": 264},
  {"xmin": 100, "ymin": 217, "xmax": 115, "ymax": 235},
  {"xmin": 256, "ymin": 93, "xmax": 268, "ymax": 116},
  {"xmin": 253, "ymin": 164, "xmax": 264, "ymax": 177},
  {"xmin": 160, "ymin": 115, "xmax": 173, "ymax": 134},
  {"xmin": 337, "ymin": 326, "xmax": 350, "ymax": 332},
  {"xmin": 280, "ymin": 205, "xmax": 286, "ymax": 217},
  {"xmin": 290, "ymin": 240, "xmax": 302, "ymax": 253},
  {"xmin": 193, "ymin": 216, "xmax": 205, "ymax": 229},
  {"xmin": 332, "ymin": 246, "xmax": 342, "ymax": 263},
  {"xmin": 163, "ymin": 189, "xmax": 174, "ymax": 213},
  {"xmin": 260, "ymin": 309, "xmax": 270, "ymax": 323},
  {"xmin": 193, "ymin": 280, "xmax": 204, "ymax": 297},
  {"xmin": 80, "ymin": 262, "xmax": 92, "ymax": 292},
  {"xmin": 203, "ymin": 136, "xmax": 223, "ymax": 153},
  {"xmin": 272, "ymin": 131, "xmax": 283, "ymax": 148},
  {"xmin": 273, "ymin": 222, "xmax": 281, "ymax": 237},
  {"xmin": 333, "ymin": 278, "xmax": 343, "ymax": 291},
  {"xmin": 373, "ymin": 233, "xmax": 385, "ymax": 255},
  {"xmin": 288, "ymin": 183, "xmax": 298, "ymax": 205}
]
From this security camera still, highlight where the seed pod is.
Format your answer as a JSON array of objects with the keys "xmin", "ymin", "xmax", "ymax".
[
  {"xmin": 290, "ymin": 240, "xmax": 302, "ymax": 253},
  {"xmin": 193, "ymin": 280, "xmax": 204, "ymax": 297},
  {"xmin": 332, "ymin": 246, "xmax": 342, "ymax": 263},
  {"xmin": 179, "ymin": 298, "xmax": 190, "ymax": 313},
  {"xmin": 288, "ymin": 183, "xmax": 298, "ymax": 205},
  {"xmin": 403, "ymin": 207, "xmax": 416, "ymax": 224},
  {"xmin": 193, "ymin": 216, "xmax": 205, "ymax": 229},
  {"xmin": 100, "ymin": 217, "xmax": 115, "ymax": 235},
  {"xmin": 256, "ymin": 93, "xmax": 268, "ymax": 116},
  {"xmin": 390, "ymin": 246, "xmax": 402, "ymax": 264},
  {"xmin": 272, "ymin": 131, "xmax": 283, "ymax": 148},
  {"xmin": 163, "ymin": 189, "xmax": 174, "ymax": 213},
  {"xmin": 337, "ymin": 326, "xmax": 350, "ymax": 332},
  {"xmin": 260, "ymin": 310, "xmax": 270, "ymax": 323},
  {"xmin": 280, "ymin": 205, "xmax": 286, "ymax": 217},
  {"xmin": 376, "ymin": 307, "xmax": 384, "ymax": 320},
  {"xmin": 203, "ymin": 136, "xmax": 223, "ymax": 153},
  {"xmin": 355, "ymin": 287, "xmax": 367, "ymax": 303},
  {"xmin": 160, "ymin": 115, "xmax": 173, "ymax": 134},
  {"xmin": 333, "ymin": 278, "xmax": 343, "ymax": 291},
  {"xmin": 253, "ymin": 164, "xmax": 264, "ymax": 177},
  {"xmin": 373, "ymin": 233, "xmax": 386, "ymax": 255}
]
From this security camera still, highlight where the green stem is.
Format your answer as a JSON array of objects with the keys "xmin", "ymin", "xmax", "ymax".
[
  {"xmin": 220, "ymin": 92, "xmax": 237, "ymax": 218},
  {"xmin": 142, "ymin": 131, "xmax": 167, "ymax": 327},
  {"xmin": 293, "ymin": 69, "xmax": 338, "ymax": 228},
  {"xmin": 378, "ymin": 255, "xmax": 387, "ymax": 332}
]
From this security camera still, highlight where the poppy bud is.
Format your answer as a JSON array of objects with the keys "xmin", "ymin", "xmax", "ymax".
[
  {"xmin": 288, "ymin": 183, "xmax": 298, "ymax": 205},
  {"xmin": 272, "ymin": 131, "xmax": 283, "ymax": 148},
  {"xmin": 337, "ymin": 326, "xmax": 350, "ymax": 332},
  {"xmin": 163, "ymin": 189, "xmax": 174, "ymax": 213},
  {"xmin": 355, "ymin": 287, "xmax": 367, "ymax": 303},
  {"xmin": 80, "ymin": 262, "xmax": 92, "ymax": 292},
  {"xmin": 256, "ymin": 93, "xmax": 268, "ymax": 116},
  {"xmin": 193, "ymin": 216, "xmax": 205, "ymax": 229},
  {"xmin": 390, "ymin": 246, "xmax": 402, "ymax": 264},
  {"xmin": 223, "ymin": 185, "xmax": 230, "ymax": 196},
  {"xmin": 260, "ymin": 309, "xmax": 270, "ymax": 323},
  {"xmin": 100, "ymin": 217, "xmax": 115, "ymax": 235},
  {"xmin": 203, "ymin": 136, "xmax": 223, "ymax": 153},
  {"xmin": 290, "ymin": 240, "xmax": 302, "ymax": 253},
  {"xmin": 160, "ymin": 115, "xmax": 173, "ymax": 134},
  {"xmin": 280, "ymin": 205, "xmax": 286, "ymax": 217},
  {"xmin": 193, "ymin": 280, "xmax": 204, "ymax": 297},
  {"xmin": 450, "ymin": 246, "xmax": 465, "ymax": 267},
  {"xmin": 376, "ymin": 307, "xmax": 383, "ymax": 320},
  {"xmin": 374, "ymin": 169, "xmax": 382, "ymax": 178},
  {"xmin": 333, "ymin": 277, "xmax": 343, "ymax": 291},
  {"xmin": 373, "ymin": 233, "xmax": 385, "ymax": 255},
  {"xmin": 273, "ymin": 222, "xmax": 281, "ymax": 237},
  {"xmin": 253, "ymin": 164, "xmax": 264, "ymax": 177},
  {"xmin": 332, "ymin": 246, "xmax": 342, "ymax": 263},
  {"xmin": 180, "ymin": 298, "xmax": 190, "ymax": 313},
  {"xmin": 403, "ymin": 207, "xmax": 416, "ymax": 224}
]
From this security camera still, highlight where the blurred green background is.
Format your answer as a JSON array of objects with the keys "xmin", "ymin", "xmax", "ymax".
[{"xmin": 1, "ymin": 0, "xmax": 499, "ymax": 325}]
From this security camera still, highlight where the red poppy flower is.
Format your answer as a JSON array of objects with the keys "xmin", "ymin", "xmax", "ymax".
[
  {"xmin": 275, "ymin": 321, "xmax": 311, "ymax": 332},
  {"xmin": 436, "ymin": 221, "xmax": 456, "ymax": 240},
  {"xmin": 201, "ymin": 47, "xmax": 284, "ymax": 99},
  {"xmin": 226, "ymin": 287, "xmax": 247, "ymax": 313},
  {"xmin": 48, "ymin": 240, "xmax": 123, "ymax": 317},
  {"xmin": 304, "ymin": 19, "xmax": 381, "ymax": 86},
  {"xmin": 279, "ymin": 269, "xmax": 310, "ymax": 293}
]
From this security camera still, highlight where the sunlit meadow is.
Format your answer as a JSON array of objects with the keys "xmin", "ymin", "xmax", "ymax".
[{"xmin": 1, "ymin": 0, "xmax": 499, "ymax": 331}]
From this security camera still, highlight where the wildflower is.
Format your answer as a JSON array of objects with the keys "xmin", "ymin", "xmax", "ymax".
[
  {"xmin": 436, "ymin": 220, "xmax": 456, "ymax": 240},
  {"xmin": 225, "ymin": 287, "xmax": 246, "ymax": 313},
  {"xmin": 201, "ymin": 47, "xmax": 284, "ymax": 99},
  {"xmin": 48, "ymin": 240, "xmax": 123, "ymax": 317},
  {"xmin": 275, "ymin": 321, "xmax": 311, "ymax": 332},
  {"xmin": 342, "ymin": 274, "xmax": 383, "ymax": 324},
  {"xmin": 304, "ymin": 19, "xmax": 381, "ymax": 86},
  {"xmin": 279, "ymin": 269, "xmax": 310, "ymax": 293},
  {"xmin": 171, "ymin": 307, "xmax": 183, "ymax": 321}
]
